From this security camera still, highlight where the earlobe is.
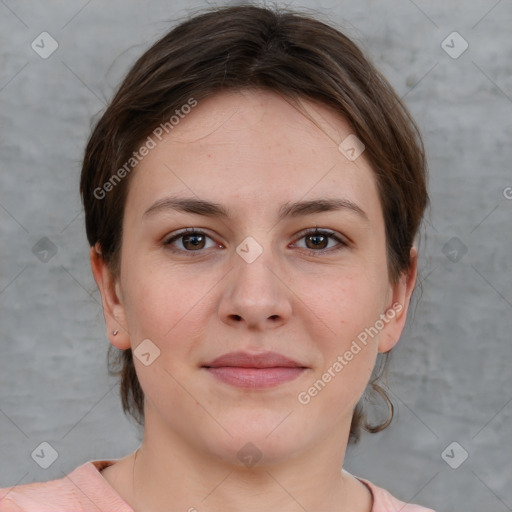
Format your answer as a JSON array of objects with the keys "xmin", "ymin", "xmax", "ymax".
[
  {"xmin": 89, "ymin": 244, "xmax": 131, "ymax": 350},
  {"xmin": 377, "ymin": 247, "xmax": 418, "ymax": 353}
]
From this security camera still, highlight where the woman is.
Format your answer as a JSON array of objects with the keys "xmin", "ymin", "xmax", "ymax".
[{"xmin": 0, "ymin": 5, "xmax": 435, "ymax": 511}]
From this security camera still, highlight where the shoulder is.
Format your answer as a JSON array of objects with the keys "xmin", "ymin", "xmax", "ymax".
[
  {"xmin": 357, "ymin": 477, "xmax": 436, "ymax": 512},
  {"xmin": 0, "ymin": 460, "xmax": 132, "ymax": 512}
]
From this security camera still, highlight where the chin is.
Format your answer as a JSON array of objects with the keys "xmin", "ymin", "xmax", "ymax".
[{"xmin": 200, "ymin": 414, "xmax": 311, "ymax": 468}]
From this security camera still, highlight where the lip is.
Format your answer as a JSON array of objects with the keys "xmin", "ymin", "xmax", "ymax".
[
  {"xmin": 202, "ymin": 351, "xmax": 308, "ymax": 389},
  {"xmin": 203, "ymin": 351, "xmax": 305, "ymax": 368}
]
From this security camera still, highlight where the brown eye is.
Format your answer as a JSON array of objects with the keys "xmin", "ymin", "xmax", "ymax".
[
  {"xmin": 305, "ymin": 232, "xmax": 329, "ymax": 250},
  {"xmin": 164, "ymin": 229, "xmax": 217, "ymax": 253},
  {"xmin": 181, "ymin": 233, "xmax": 206, "ymax": 250},
  {"xmin": 294, "ymin": 228, "xmax": 347, "ymax": 254}
]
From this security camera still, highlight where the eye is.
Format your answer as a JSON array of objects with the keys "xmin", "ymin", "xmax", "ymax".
[
  {"xmin": 163, "ymin": 228, "xmax": 220, "ymax": 254},
  {"xmin": 163, "ymin": 227, "xmax": 348, "ymax": 256},
  {"xmin": 293, "ymin": 227, "xmax": 348, "ymax": 254}
]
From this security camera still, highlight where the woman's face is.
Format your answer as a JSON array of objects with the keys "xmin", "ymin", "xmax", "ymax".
[{"xmin": 98, "ymin": 89, "xmax": 415, "ymax": 465}]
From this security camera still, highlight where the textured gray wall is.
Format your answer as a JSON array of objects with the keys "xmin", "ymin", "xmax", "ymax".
[{"xmin": 1, "ymin": 1, "xmax": 511, "ymax": 511}]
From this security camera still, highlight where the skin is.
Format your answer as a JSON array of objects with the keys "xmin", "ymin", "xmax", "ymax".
[{"xmin": 91, "ymin": 89, "xmax": 417, "ymax": 512}]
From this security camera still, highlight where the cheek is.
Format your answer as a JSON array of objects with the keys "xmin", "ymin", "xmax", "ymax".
[
  {"xmin": 120, "ymin": 276, "xmax": 173, "ymax": 354},
  {"xmin": 296, "ymin": 345, "xmax": 377, "ymax": 428},
  {"xmin": 122, "ymin": 277, "xmax": 164, "ymax": 338},
  {"xmin": 121, "ymin": 264, "xmax": 212, "ymax": 359},
  {"xmin": 313, "ymin": 268, "xmax": 389, "ymax": 337},
  {"xmin": 302, "ymin": 270, "xmax": 386, "ymax": 395}
]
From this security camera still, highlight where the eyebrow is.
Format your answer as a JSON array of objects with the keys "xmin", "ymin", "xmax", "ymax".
[{"xmin": 142, "ymin": 195, "xmax": 368, "ymax": 222}]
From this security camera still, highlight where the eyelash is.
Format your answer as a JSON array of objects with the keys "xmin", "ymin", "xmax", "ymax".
[{"xmin": 163, "ymin": 227, "xmax": 348, "ymax": 257}]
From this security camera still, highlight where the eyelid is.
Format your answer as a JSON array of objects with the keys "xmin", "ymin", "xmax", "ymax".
[
  {"xmin": 162, "ymin": 226, "xmax": 352, "ymax": 257},
  {"xmin": 163, "ymin": 227, "xmax": 349, "ymax": 255},
  {"xmin": 163, "ymin": 227, "xmax": 222, "ymax": 252},
  {"xmin": 291, "ymin": 227, "xmax": 349, "ymax": 251}
]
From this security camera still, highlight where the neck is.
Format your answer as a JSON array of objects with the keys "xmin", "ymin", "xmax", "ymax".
[{"xmin": 122, "ymin": 408, "xmax": 372, "ymax": 512}]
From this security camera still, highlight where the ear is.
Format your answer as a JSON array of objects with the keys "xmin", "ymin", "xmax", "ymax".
[
  {"xmin": 377, "ymin": 247, "xmax": 418, "ymax": 353},
  {"xmin": 90, "ymin": 243, "xmax": 131, "ymax": 350}
]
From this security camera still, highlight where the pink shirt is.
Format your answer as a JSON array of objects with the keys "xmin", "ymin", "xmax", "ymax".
[{"xmin": 0, "ymin": 459, "xmax": 435, "ymax": 511}]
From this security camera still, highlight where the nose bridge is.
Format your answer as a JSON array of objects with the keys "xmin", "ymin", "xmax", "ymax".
[
  {"xmin": 236, "ymin": 236, "xmax": 276, "ymax": 294},
  {"xmin": 219, "ymin": 232, "xmax": 292, "ymax": 328}
]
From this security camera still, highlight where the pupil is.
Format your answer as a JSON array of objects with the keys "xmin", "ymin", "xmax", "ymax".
[
  {"xmin": 184, "ymin": 234, "xmax": 204, "ymax": 249},
  {"xmin": 181, "ymin": 233, "xmax": 328, "ymax": 251},
  {"xmin": 308, "ymin": 235, "xmax": 326, "ymax": 249}
]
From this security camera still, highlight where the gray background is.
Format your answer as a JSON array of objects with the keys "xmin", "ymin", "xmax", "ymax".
[{"xmin": 1, "ymin": 1, "xmax": 511, "ymax": 510}]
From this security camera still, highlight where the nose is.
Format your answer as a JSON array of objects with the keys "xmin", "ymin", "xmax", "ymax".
[{"xmin": 217, "ymin": 240, "xmax": 292, "ymax": 331}]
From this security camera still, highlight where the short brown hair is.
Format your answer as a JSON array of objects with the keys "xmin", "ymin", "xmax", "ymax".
[{"xmin": 80, "ymin": 4, "xmax": 428, "ymax": 444}]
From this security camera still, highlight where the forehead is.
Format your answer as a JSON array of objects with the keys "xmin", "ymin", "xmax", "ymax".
[{"xmin": 125, "ymin": 89, "xmax": 381, "ymax": 224}]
